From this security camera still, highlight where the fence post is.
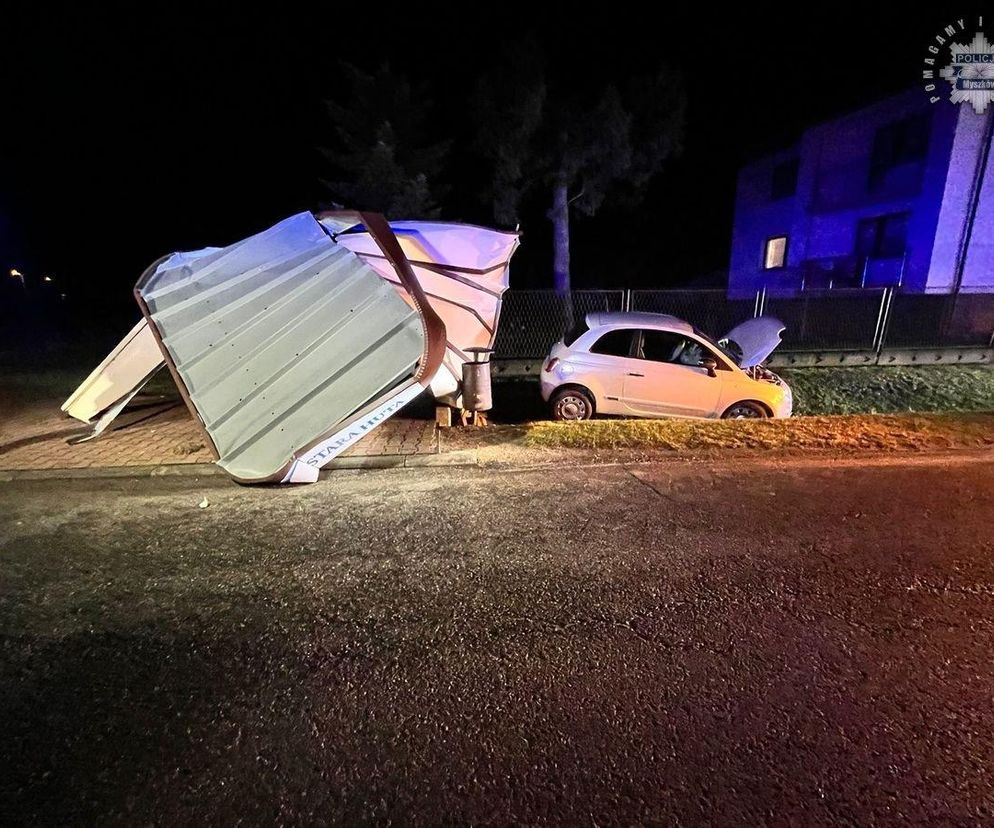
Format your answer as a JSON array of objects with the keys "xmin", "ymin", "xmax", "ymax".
[
  {"xmin": 623, "ymin": 289, "xmax": 632, "ymax": 312},
  {"xmin": 753, "ymin": 287, "xmax": 766, "ymax": 318},
  {"xmin": 873, "ymin": 287, "xmax": 895, "ymax": 355}
]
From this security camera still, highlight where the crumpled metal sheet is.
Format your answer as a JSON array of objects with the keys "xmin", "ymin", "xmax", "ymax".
[
  {"xmin": 135, "ymin": 212, "xmax": 427, "ymax": 482},
  {"xmin": 328, "ymin": 220, "xmax": 519, "ymax": 405}
]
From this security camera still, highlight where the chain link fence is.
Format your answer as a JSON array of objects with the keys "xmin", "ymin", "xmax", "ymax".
[
  {"xmin": 884, "ymin": 292, "xmax": 994, "ymax": 348},
  {"xmin": 761, "ymin": 289, "xmax": 886, "ymax": 351},
  {"xmin": 492, "ymin": 288, "xmax": 994, "ymax": 358},
  {"xmin": 630, "ymin": 290, "xmax": 757, "ymax": 341},
  {"xmin": 493, "ymin": 290, "xmax": 624, "ymax": 358}
]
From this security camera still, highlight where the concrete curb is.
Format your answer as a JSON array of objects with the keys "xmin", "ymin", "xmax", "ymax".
[
  {"xmin": 0, "ymin": 463, "xmax": 226, "ymax": 482},
  {"xmin": 0, "ymin": 450, "xmax": 479, "ymax": 483}
]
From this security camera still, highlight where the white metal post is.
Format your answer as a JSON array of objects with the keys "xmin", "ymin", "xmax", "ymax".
[{"xmin": 873, "ymin": 287, "xmax": 895, "ymax": 355}]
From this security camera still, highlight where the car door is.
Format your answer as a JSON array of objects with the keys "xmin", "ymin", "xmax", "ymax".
[
  {"xmin": 622, "ymin": 330, "xmax": 723, "ymax": 418},
  {"xmin": 573, "ymin": 328, "xmax": 639, "ymax": 414}
]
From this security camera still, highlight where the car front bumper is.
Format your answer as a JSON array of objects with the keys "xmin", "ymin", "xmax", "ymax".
[{"xmin": 774, "ymin": 381, "xmax": 793, "ymax": 417}]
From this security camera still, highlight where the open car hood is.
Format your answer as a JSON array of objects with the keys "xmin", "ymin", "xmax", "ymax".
[{"xmin": 719, "ymin": 317, "xmax": 786, "ymax": 368}]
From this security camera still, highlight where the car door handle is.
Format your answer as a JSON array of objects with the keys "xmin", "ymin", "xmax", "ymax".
[{"xmin": 627, "ymin": 372, "xmax": 644, "ymax": 377}]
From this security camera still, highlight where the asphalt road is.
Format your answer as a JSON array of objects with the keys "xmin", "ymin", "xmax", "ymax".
[{"xmin": 3, "ymin": 453, "xmax": 994, "ymax": 824}]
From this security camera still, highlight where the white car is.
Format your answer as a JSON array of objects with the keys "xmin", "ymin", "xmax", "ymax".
[{"xmin": 540, "ymin": 312, "xmax": 792, "ymax": 421}]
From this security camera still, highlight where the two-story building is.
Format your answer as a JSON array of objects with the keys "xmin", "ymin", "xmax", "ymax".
[{"xmin": 728, "ymin": 91, "xmax": 994, "ymax": 296}]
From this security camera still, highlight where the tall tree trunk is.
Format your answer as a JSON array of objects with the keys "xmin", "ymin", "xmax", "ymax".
[{"xmin": 549, "ymin": 181, "xmax": 570, "ymax": 295}]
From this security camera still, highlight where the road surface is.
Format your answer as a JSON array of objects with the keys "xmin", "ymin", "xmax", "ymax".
[{"xmin": 2, "ymin": 453, "xmax": 994, "ymax": 823}]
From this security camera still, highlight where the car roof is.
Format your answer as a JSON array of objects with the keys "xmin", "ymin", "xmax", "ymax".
[{"xmin": 585, "ymin": 311, "xmax": 694, "ymax": 335}]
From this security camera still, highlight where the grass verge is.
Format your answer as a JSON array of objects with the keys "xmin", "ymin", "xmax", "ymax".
[
  {"xmin": 779, "ymin": 365, "xmax": 994, "ymax": 415},
  {"xmin": 521, "ymin": 412, "xmax": 994, "ymax": 453}
]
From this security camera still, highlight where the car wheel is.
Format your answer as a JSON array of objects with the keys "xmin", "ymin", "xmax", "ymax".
[
  {"xmin": 551, "ymin": 388, "xmax": 594, "ymax": 421},
  {"xmin": 722, "ymin": 401, "xmax": 768, "ymax": 419}
]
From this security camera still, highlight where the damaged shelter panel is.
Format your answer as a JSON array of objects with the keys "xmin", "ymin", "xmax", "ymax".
[
  {"xmin": 326, "ymin": 218, "xmax": 518, "ymax": 406},
  {"xmin": 134, "ymin": 211, "xmax": 444, "ymax": 483},
  {"xmin": 61, "ymin": 318, "xmax": 163, "ymax": 425}
]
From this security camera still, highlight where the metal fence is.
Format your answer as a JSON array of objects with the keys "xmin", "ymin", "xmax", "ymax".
[
  {"xmin": 493, "ymin": 288, "xmax": 994, "ymax": 358},
  {"xmin": 493, "ymin": 290, "xmax": 624, "ymax": 358}
]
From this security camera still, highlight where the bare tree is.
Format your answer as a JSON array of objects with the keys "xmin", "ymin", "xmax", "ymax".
[{"xmin": 475, "ymin": 41, "xmax": 685, "ymax": 293}]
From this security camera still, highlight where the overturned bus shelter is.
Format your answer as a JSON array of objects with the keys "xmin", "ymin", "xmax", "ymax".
[{"xmin": 63, "ymin": 211, "xmax": 519, "ymax": 483}]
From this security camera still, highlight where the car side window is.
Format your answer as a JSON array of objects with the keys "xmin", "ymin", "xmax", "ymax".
[
  {"xmin": 676, "ymin": 340, "xmax": 706, "ymax": 366},
  {"xmin": 637, "ymin": 330, "xmax": 687, "ymax": 363},
  {"xmin": 589, "ymin": 329, "xmax": 635, "ymax": 357},
  {"xmin": 638, "ymin": 330, "xmax": 721, "ymax": 368}
]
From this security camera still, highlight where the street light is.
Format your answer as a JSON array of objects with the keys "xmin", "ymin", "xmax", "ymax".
[
  {"xmin": 42, "ymin": 275, "xmax": 52, "ymax": 283},
  {"xmin": 9, "ymin": 268, "xmax": 26, "ymax": 292}
]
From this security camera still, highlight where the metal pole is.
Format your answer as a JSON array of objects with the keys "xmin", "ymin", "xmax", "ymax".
[{"xmin": 874, "ymin": 287, "xmax": 895, "ymax": 355}]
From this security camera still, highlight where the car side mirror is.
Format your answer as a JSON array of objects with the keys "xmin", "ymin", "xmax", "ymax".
[{"xmin": 701, "ymin": 357, "xmax": 718, "ymax": 377}]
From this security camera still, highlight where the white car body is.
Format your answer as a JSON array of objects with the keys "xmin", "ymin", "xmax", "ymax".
[{"xmin": 539, "ymin": 312, "xmax": 793, "ymax": 420}]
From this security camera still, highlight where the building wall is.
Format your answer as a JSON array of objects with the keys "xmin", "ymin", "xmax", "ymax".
[
  {"xmin": 933, "ymin": 107, "xmax": 994, "ymax": 292},
  {"xmin": 728, "ymin": 149, "xmax": 798, "ymax": 297},
  {"xmin": 728, "ymin": 91, "xmax": 990, "ymax": 296}
]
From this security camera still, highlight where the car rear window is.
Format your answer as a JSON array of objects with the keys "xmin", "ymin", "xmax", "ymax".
[{"xmin": 590, "ymin": 329, "xmax": 635, "ymax": 357}]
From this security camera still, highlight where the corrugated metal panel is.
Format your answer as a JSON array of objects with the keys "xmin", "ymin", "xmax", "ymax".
[{"xmin": 135, "ymin": 212, "xmax": 425, "ymax": 482}]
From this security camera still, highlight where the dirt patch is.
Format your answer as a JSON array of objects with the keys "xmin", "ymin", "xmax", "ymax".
[{"xmin": 173, "ymin": 441, "xmax": 206, "ymax": 457}]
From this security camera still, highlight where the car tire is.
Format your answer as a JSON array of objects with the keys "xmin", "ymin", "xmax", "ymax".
[
  {"xmin": 722, "ymin": 400, "xmax": 769, "ymax": 419},
  {"xmin": 551, "ymin": 387, "xmax": 594, "ymax": 421}
]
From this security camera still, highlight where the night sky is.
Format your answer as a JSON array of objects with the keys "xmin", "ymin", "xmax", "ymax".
[{"xmin": 3, "ymin": 2, "xmax": 990, "ymax": 314}]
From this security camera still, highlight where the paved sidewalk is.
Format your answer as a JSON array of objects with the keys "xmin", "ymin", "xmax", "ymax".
[{"xmin": 0, "ymin": 393, "xmax": 437, "ymax": 472}]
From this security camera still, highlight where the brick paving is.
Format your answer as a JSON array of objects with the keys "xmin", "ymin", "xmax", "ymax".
[{"xmin": 0, "ymin": 393, "xmax": 437, "ymax": 472}]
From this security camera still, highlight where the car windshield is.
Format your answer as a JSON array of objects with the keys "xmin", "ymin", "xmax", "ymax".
[{"xmin": 693, "ymin": 327, "xmax": 741, "ymax": 366}]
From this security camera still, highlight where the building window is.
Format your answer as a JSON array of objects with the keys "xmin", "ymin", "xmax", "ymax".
[
  {"xmin": 856, "ymin": 213, "xmax": 909, "ymax": 259},
  {"xmin": 763, "ymin": 236, "xmax": 788, "ymax": 269},
  {"xmin": 868, "ymin": 113, "xmax": 931, "ymax": 191},
  {"xmin": 770, "ymin": 158, "xmax": 799, "ymax": 200}
]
